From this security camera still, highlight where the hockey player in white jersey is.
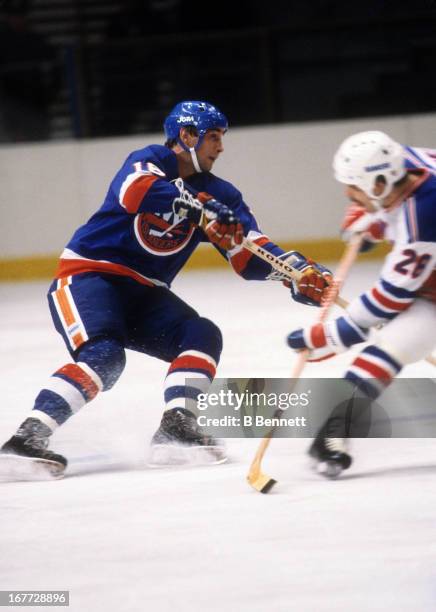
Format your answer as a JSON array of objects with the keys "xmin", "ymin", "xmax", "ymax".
[{"xmin": 287, "ymin": 131, "xmax": 436, "ymax": 477}]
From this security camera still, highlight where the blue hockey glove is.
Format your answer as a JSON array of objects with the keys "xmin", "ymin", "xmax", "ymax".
[
  {"xmin": 286, "ymin": 315, "xmax": 368, "ymax": 362},
  {"xmin": 197, "ymin": 192, "xmax": 244, "ymax": 250},
  {"xmin": 286, "ymin": 252, "xmax": 333, "ymax": 307},
  {"xmin": 172, "ymin": 181, "xmax": 243, "ymax": 250}
]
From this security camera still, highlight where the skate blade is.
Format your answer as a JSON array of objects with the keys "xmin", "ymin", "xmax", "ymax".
[
  {"xmin": 309, "ymin": 457, "xmax": 343, "ymax": 480},
  {"xmin": 0, "ymin": 454, "xmax": 66, "ymax": 482},
  {"xmin": 147, "ymin": 444, "xmax": 228, "ymax": 468}
]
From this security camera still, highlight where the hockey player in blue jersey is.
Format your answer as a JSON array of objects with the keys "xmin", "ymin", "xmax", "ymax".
[
  {"xmin": 1, "ymin": 100, "xmax": 332, "ymax": 477},
  {"xmin": 287, "ymin": 131, "xmax": 436, "ymax": 477}
]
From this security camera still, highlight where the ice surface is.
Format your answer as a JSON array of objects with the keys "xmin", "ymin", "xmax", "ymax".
[{"xmin": 1, "ymin": 263, "xmax": 436, "ymax": 612}]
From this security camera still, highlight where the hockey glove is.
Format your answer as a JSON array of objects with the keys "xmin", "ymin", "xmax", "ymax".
[
  {"xmin": 197, "ymin": 192, "xmax": 244, "ymax": 250},
  {"xmin": 172, "ymin": 186, "xmax": 243, "ymax": 250},
  {"xmin": 286, "ymin": 252, "xmax": 333, "ymax": 307},
  {"xmin": 341, "ymin": 204, "xmax": 387, "ymax": 253},
  {"xmin": 286, "ymin": 315, "xmax": 368, "ymax": 362},
  {"xmin": 172, "ymin": 187, "xmax": 204, "ymax": 224}
]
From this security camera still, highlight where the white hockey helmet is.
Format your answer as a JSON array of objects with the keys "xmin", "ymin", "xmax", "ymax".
[{"xmin": 333, "ymin": 131, "xmax": 406, "ymax": 202}]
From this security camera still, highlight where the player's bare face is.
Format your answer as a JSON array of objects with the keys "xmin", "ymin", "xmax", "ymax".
[
  {"xmin": 196, "ymin": 129, "xmax": 225, "ymax": 172},
  {"xmin": 345, "ymin": 185, "xmax": 378, "ymax": 212}
]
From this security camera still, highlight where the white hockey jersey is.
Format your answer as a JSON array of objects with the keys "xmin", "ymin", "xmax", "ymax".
[{"xmin": 348, "ymin": 149, "xmax": 436, "ymax": 329}]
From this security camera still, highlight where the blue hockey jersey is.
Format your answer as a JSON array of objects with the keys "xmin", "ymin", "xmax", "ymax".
[{"xmin": 56, "ymin": 145, "xmax": 283, "ymax": 287}]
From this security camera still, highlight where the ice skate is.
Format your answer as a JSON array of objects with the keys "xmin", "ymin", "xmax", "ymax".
[
  {"xmin": 308, "ymin": 416, "xmax": 352, "ymax": 479},
  {"xmin": 0, "ymin": 418, "xmax": 67, "ymax": 481},
  {"xmin": 148, "ymin": 408, "xmax": 227, "ymax": 467}
]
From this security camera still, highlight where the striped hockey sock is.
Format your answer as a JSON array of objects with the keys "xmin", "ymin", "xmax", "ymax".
[
  {"xmin": 29, "ymin": 362, "xmax": 103, "ymax": 431},
  {"xmin": 164, "ymin": 350, "xmax": 217, "ymax": 412},
  {"xmin": 345, "ymin": 345, "xmax": 402, "ymax": 400}
]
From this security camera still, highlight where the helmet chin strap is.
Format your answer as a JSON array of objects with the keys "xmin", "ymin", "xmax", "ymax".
[
  {"xmin": 367, "ymin": 181, "xmax": 393, "ymax": 210},
  {"xmin": 189, "ymin": 147, "xmax": 202, "ymax": 173},
  {"xmin": 369, "ymin": 196, "xmax": 383, "ymax": 210},
  {"xmin": 177, "ymin": 135, "xmax": 204, "ymax": 174}
]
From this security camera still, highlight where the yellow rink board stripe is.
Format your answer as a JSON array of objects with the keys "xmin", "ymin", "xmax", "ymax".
[{"xmin": 0, "ymin": 240, "xmax": 391, "ymax": 282}]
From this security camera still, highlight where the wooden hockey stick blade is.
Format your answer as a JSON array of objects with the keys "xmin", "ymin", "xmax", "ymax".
[
  {"xmin": 246, "ymin": 354, "xmax": 308, "ymax": 494},
  {"xmin": 246, "ymin": 438, "xmax": 277, "ymax": 493}
]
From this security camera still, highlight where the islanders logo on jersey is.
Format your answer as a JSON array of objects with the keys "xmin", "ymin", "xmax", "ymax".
[{"xmin": 134, "ymin": 211, "xmax": 196, "ymax": 256}]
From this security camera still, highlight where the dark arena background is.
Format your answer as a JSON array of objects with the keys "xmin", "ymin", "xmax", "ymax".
[{"xmin": 1, "ymin": 0, "xmax": 436, "ymax": 142}]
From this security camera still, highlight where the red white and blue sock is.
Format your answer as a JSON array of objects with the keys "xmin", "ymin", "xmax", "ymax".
[
  {"xmin": 29, "ymin": 362, "xmax": 103, "ymax": 431},
  {"xmin": 164, "ymin": 350, "xmax": 217, "ymax": 412},
  {"xmin": 345, "ymin": 345, "xmax": 402, "ymax": 400}
]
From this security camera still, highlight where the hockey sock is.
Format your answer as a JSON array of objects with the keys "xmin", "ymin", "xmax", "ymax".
[
  {"xmin": 344, "ymin": 345, "xmax": 403, "ymax": 400},
  {"xmin": 27, "ymin": 336, "xmax": 126, "ymax": 432},
  {"xmin": 164, "ymin": 350, "xmax": 217, "ymax": 412},
  {"xmin": 30, "ymin": 362, "xmax": 103, "ymax": 431},
  {"xmin": 163, "ymin": 317, "xmax": 222, "ymax": 413}
]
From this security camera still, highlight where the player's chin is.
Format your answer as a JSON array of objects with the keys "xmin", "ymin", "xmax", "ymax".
[{"xmin": 201, "ymin": 158, "xmax": 216, "ymax": 172}]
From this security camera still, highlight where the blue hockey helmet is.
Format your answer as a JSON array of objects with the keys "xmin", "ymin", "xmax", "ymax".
[
  {"xmin": 164, "ymin": 101, "xmax": 228, "ymax": 173},
  {"xmin": 164, "ymin": 101, "xmax": 228, "ymax": 144}
]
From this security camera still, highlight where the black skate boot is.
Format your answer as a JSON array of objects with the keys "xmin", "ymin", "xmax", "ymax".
[
  {"xmin": 149, "ymin": 408, "xmax": 227, "ymax": 467},
  {"xmin": 0, "ymin": 418, "xmax": 67, "ymax": 480},
  {"xmin": 308, "ymin": 417, "xmax": 352, "ymax": 479}
]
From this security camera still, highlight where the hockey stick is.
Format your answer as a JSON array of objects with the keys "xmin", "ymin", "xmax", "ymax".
[
  {"xmin": 246, "ymin": 233, "xmax": 365, "ymax": 493},
  {"xmin": 180, "ymin": 179, "xmax": 349, "ymax": 309}
]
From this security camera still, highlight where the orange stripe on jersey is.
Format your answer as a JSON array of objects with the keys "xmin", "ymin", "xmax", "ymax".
[
  {"xmin": 56, "ymin": 364, "xmax": 99, "ymax": 400},
  {"xmin": 230, "ymin": 236, "xmax": 270, "ymax": 274},
  {"xmin": 55, "ymin": 259, "xmax": 157, "ymax": 287},
  {"xmin": 55, "ymin": 286, "xmax": 75, "ymax": 327},
  {"xmin": 72, "ymin": 332, "xmax": 85, "ymax": 348},
  {"xmin": 197, "ymin": 192, "xmax": 213, "ymax": 204},
  {"xmin": 122, "ymin": 175, "xmax": 159, "ymax": 213}
]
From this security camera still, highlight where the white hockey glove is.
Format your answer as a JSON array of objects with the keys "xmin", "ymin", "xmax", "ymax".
[
  {"xmin": 287, "ymin": 314, "xmax": 368, "ymax": 362},
  {"xmin": 341, "ymin": 204, "xmax": 387, "ymax": 253}
]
